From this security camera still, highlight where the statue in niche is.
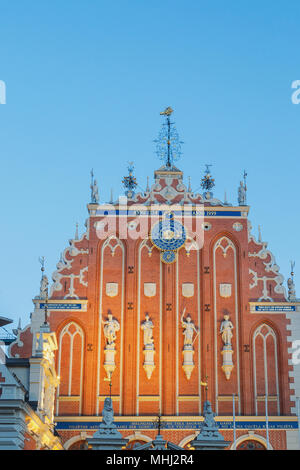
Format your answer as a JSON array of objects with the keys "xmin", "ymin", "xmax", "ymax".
[
  {"xmin": 102, "ymin": 313, "xmax": 120, "ymax": 346},
  {"xmin": 181, "ymin": 308, "xmax": 198, "ymax": 346},
  {"xmin": 220, "ymin": 314, "xmax": 234, "ymax": 346},
  {"xmin": 141, "ymin": 314, "xmax": 154, "ymax": 347}
]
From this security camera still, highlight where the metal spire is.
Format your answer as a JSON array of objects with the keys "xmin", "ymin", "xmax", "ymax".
[{"xmin": 154, "ymin": 107, "xmax": 183, "ymax": 168}]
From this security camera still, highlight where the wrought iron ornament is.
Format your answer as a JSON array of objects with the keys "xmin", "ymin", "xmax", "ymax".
[
  {"xmin": 122, "ymin": 162, "xmax": 138, "ymax": 196},
  {"xmin": 154, "ymin": 107, "xmax": 183, "ymax": 168},
  {"xmin": 201, "ymin": 165, "xmax": 215, "ymax": 193},
  {"xmin": 150, "ymin": 212, "xmax": 186, "ymax": 264}
]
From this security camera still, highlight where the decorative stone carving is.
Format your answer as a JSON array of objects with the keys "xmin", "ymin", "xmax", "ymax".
[
  {"xmin": 102, "ymin": 314, "xmax": 120, "ymax": 380},
  {"xmin": 141, "ymin": 314, "xmax": 155, "ymax": 379},
  {"xmin": 128, "ymin": 220, "xmax": 138, "ymax": 230},
  {"xmin": 103, "ymin": 314, "xmax": 120, "ymax": 347},
  {"xmin": 202, "ymin": 222, "xmax": 212, "ymax": 231},
  {"xmin": 220, "ymin": 314, "xmax": 234, "ymax": 380},
  {"xmin": 90, "ymin": 170, "xmax": 99, "ymax": 204},
  {"xmin": 190, "ymin": 401, "xmax": 230, "ymax": 450},
  {"xmin": 182, "ymin": 283, "xmax": 194, "ymax": 298},
  {"xmin": 233, "ymin": 222, "xmax": 243, "ymax": 232},
  {"xmin": 106, "ymin": 283, "xmax": 118, "ymax": 298},
  {"xmin": 87, "ymin": 397, "xmax": 129, "ymax": 450},
  {"xmin": 181, "ymin": 309, "xmax": 198, "ymax": 380},
  {"xmin": 238, "ymin": 180, "xmax": 247, "ymax": 205},
  {"xmin": 288, "ymin": 278, "xmax": 296, "ymax": 301},
  {"xmin": 141, "ymin": 314, "xmax": 154, "ymax": 346},
  {"xmin": 219, "ymin": 283, "xmax": 232, "ymax": 298},
  {"xmin": 144, "ymin": 283, "xmax": 156, "ymax": 298},
  {"xmin": 40, "ymin": 275, "xmax": 49, "ymax": 299}
]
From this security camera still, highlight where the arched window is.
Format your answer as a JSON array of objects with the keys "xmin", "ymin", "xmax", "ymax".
[
  {"xmin": 252, "ymin": 323, "xmax": 280, "ymax": 415},
  {"xmin": 236, "ymin": 439, "xmax": 266, "ymax": 450},
  {"xmin": 57, "ymin": 322, "xmax": 84, "ymax": 414}
]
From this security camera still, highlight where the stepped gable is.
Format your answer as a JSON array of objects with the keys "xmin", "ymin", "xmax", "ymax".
[{"xmin": 248, "ymin": 222, "xmax": 287, "ymax": 302}]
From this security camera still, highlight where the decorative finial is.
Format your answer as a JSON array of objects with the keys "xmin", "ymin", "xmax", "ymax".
[
  {"xmin": 146, "ymin": 176, "xmax": 150, "ymax": 192},
  {"xmin": 224, "ymin": 190, "xmax": 228, "ymax": 205},
  {"xmin": 154, "ymin": 107, "xmax": 183, "ymax": 168},
  {"xmin": 122, "ymin": 162, "xmax": 137, "ymax": 198},
  {"xmin": 12, "ymin": 318, "xmax": 22, "ymax": 336},
  {"xmin": 75, "ymin": 223, "xmax": 79, "ymax": 241},
  {"xmin": 90, "ymin": 169, "xmax": 99, "ymax": 204},
  {"xmin": 238, "ymin": 170, "xmax": 247, "ymax": 205},
  {"xmin": 188, "ymin": 176, "xmax": 192, "ymax": 193},
  {"xmin": 160, "ymin": 106, "xmax": 173, "ymax": 116},
  {"xmin": 109, "ymin": 188, "xmax": 114, "ymax": 204},
  {"xmin": 201, "ymin": 165, "xmax": 215, "ymax": 200},
  {"xmin": 258, "ymin": 225, "xmax": 262, "ymax": 243},
  {"xmin": 291, "ymin": 260, "xmax": 296, "ymax": 279},
  {"xmin": 288, "ymin": 261, "xmax": 296, "ymax": 301},
  {"xmin": 39, "ymin": 257, "xmax": 49, "ymax": 324}
]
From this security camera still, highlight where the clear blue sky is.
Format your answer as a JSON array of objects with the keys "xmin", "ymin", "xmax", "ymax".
[{"xmin": 0, "ymin": 0, "xmax": 299, "ymax": 329}]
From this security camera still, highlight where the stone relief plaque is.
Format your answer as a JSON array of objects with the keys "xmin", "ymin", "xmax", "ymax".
[
  {"xmin": 219, "ymin": 283, "xmax": 232, "ymax": 298},
  {"xmin": 182, "ymin": 283, "xmax": 194, "ymax": 298},
  {"xmin": 106, "ymin": 283, "xmax": 118, "ymax": 298},
  {"xmin": 144, "ymin": 283, "xmax": 156, "ymax": 297}
]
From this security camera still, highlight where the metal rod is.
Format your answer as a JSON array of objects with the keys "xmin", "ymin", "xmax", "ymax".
[
  {"xmin": 265, "ymin": 394, "xmax": 270, "ymax": 450},
  {"xmin": 167, "ymin": 116, "xmax": 171, "ymax": 167},
  {"xmin": 232, "ymin": 393, "xmax": 236, "ymax": 450}
]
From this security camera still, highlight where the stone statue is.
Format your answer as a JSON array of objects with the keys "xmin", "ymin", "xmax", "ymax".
[
  {"xmin": 220, "ymin": 314, "xmax": 234, "ymax": 346},
  {"xmin": 288, "ymin": 277, "xmax": 296, "ymax": 301},
  {"xmin": 238, "ymin": 180, "xmax": 247, "ymax": 205},
  {"xmin": 40, "ymin": 275, "xmax": 49, "ymax": 299},
  {"xmin": 201, "ymin": 401, "xmax": 217, "ymax": 430},
  {"xmin": 102, "ymin": 314, "xmax": 120, "ymax": 346},
  {"xmin": 102, "ymin": 397, "xmax": 114, "ymax": 427},
  {"xmin": 141, "ymin": 314, "xmax": 154, "ymax": 346},
  {"xmin": 181, "ymin": 309, "xmax": 198, "ymax": 346},
  {"xmin": 91, "ymin": 179, "xmax": 99, "ymax": 204}
]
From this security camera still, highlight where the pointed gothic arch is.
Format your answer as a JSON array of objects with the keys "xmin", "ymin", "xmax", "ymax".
[
  {"xmin": 56, "ymin": 321, "xmax": 85, "ymax": 415},
  {"xmin": 252, "ymin": 322, "xmax": 280, "ymax": 415}
]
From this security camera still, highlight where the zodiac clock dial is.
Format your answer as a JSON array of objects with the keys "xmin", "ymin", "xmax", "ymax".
[{"xmin": 150, "ymin": 213, "xmax": 186, "ymax": 264}]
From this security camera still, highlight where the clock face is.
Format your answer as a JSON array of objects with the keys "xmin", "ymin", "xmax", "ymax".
[{"xmin": 150, "ymin": 214, "xmax": 186, "ymax": 255}]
